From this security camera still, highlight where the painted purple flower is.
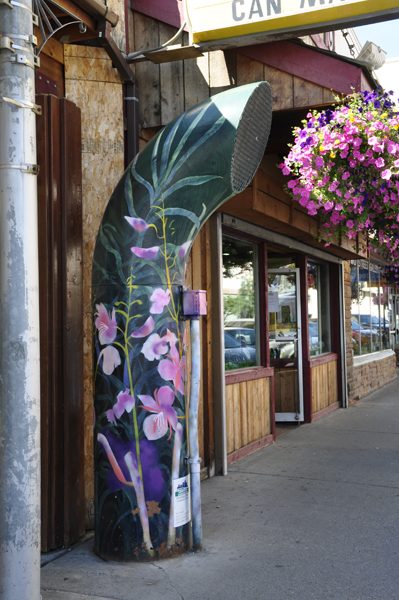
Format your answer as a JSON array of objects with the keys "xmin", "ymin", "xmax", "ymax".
[
  {"xmin": 106, "ymin": 388, "xmax": 135, "ymax": 423},
  {"xmin": 139, "ymin": 386, "xmax": 178, "ymax": 440},
  {"xmin": 131, "ymin": 316, "xmax": 155, "ymax": 339},
  {"xmin": 131, "ymin": 246, "xmax": 159, "ymax": 259},
  {"xmin": 97, "ymin": 431, "xmax": 166, "ymax": 501},
  {"xmin": 150, "ymin": 288, "xmax": 170, "ymax": 314},
  {"xmin": 98, "ymin": 345, "xmax": 121, "ymax": 375},
  {"xmin": 158, "ymin": 329, "xmax": 185, "ymax": 395},
  {"xmin": 95, "ymin": 303, "xmax": 117, "ymax": 345},
  {"xmin": 142, "ymin": 333, "xmax": 169, "ymax": 361},
  {"xmin": 178, "ymin": 241, "xmax": 191, "ymax": 258},
  {"xmin": 125, "ymin": 216, "xmax": 148, "ymax": 231}
]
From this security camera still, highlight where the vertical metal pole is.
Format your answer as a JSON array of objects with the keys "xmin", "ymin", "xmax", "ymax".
[
  {"xmin": 0, "ymin": 1, "xmax": 41, "ymax": 598},
  {"xmin": 188, "ymin": 318, "xmax": 202, "ymax": 551}
]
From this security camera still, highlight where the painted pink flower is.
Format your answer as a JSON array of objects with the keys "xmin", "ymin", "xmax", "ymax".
[
  {"xmin": 131, "ymin": 246, "xmax": 159, "ymax": 259},
  {"xmin": 150, "ymin": 288, "xmax": 170, "ymax": 314},
  {"xmin": 95, "ymin": 303, "xmax": 117, "ymax": 345},
  {"xmin": 125, "ymin": 216, "xmax": 148, "ymax": 231},
  {"xmin": 158, "ymin": 330, "xmax": 185, "ymax": 395},
  {"xmin": 346, "ymin": 220, "xmax": 354, "ymax": 229},
  {"xmin": 98, "ymin": 345, "xmax": 121, "ymax": 376},
  {"xmin": 131, "ymin": 316, "xmax": 155, "ymax": 338},
  {"xmin": 314, "ymin": 156, "xmax": 324, "ymax": 169},
  {"xmin": 142, "ymin": 333, "xmax": 169, "ymax": 361},
  {"xmin": 107, "ymin": 389, "xmax": 135, "ymax": 423},
  {"xmin": 139, "ymin": 386, "xmax": 178, "ymax": 440}
]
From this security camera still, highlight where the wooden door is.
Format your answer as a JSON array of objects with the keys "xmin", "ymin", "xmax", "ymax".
[{"xmin": 36, "ymin": 94, "xmax": 85, "ymax": 551}]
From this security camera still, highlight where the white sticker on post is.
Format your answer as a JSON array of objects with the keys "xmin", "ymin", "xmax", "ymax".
[{"xmin": 173, "ymin": 475, "xmax": 191, "ymax": 528}]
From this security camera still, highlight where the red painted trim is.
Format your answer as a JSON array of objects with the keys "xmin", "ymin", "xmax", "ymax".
[
  {"xmin": 225, "ymin": 367, "xmax": 273, "ymax": 385},
  {"xmin": 311, "ymin": 401, "xmax": 340, "ymax": 422},
  {"xmin": 238, "ymin": 41, "xmax": 363, "ymax": 94},
  {"xmin": 297, "ymin": 255, "xmax": 312, "ymax": 423},
  {"xmin": 227, "ymin": 434, "xmax": 274, "ymax": 465},
  {"xmin": 308, "ymin": 352, "xmax": 339, "ymax": 368},
  {"xmin": 131, "ymin": 0, "xmax": 185, "ymax": 28}
]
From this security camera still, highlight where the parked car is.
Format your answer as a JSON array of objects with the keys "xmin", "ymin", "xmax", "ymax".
[
  {"xmin": 225, "ymin": 327, "xmax": 256, "ymax": 347},
  {"xmin": 224, "ymin": 331, "xmax": 256, "ymax": 370},
  {"xmin": 358, "ymin": 314, "xmax": 389, "ymax": 329}
]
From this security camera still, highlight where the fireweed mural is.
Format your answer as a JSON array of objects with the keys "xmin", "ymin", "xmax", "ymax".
[{"xmin": 92, "ymin": 82, "xmax": 272, "ymax": 560}]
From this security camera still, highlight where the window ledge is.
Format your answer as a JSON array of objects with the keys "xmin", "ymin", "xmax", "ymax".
[{"xmin": 353, "ymin": 349, "xmax": 395, "ymax": 368}]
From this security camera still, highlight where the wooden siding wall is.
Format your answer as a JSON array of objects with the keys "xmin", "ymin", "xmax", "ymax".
[
  {"xmin": 37, "ymin": 95, "xmax": 85, "ymax": 551},
  {"xmin": 219, "ymin": 161, "xmax": 367, "ymax": 261},
  {"xmin": 132, "ymin": 12, "xmax": 337, "ymax": 130},
  {"xmin": 274, "ymin": 369, "xmax": 299, "ymax": 414},
  {"xmin": 311, "ymin": 360, "xmax": 338, "ymax": 414},
  {"xmin": 226, "ymin": 378, "xmax": 271, "ymax": 455},
  {"xmin": 64, "ymin": 45, "xmax": 126, "ymax": 527}
]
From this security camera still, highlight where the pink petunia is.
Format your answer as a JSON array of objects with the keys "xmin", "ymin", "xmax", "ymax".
[
  {"xmin": 381, "ymin": 169, "xmax": 392, "ymax": 180},
  {"xmin": 98, "ymin": 345, "xmax": 121, "ymax": 376},
  {"xmin": 375, "ymin": 157, "xmax": 385, "ymax": 169},
  {"xmin": 131, "ymin": 246, "xmax": 159, "ymax": 259},
  {"xmin": 131, "ymin": 316, "xmax": 155, "ymax": 338},
  {"xmin": 150, "ymin": 288, "xmax": 170, "ymax": 314},
  {"xmin": 95, "ymin": 303, "xmax": 117, "ymax": 345},
  {"xmin": 139, "ymin": 386, "xmax": 178, "ymax": 440},
  {"xmin": 125, "ymin": 216, "xmax": 148, "ymax": 231}
]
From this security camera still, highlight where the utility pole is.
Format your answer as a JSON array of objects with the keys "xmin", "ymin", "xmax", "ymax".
[{"xmin": 0, "ymin": 0, "xmax": 41, "ymax": 598}]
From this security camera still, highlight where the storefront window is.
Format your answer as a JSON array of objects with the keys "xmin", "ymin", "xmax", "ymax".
[
  {"xmin": 307, "ymin": 261, "xmax": 331, "ymax": 356},
  {"xmin": 350, "ymin": 260, "xmax": 393, "ymax": 356},
  {"xmin": 222, "ymin": 235, "xmax": 260, "ymax": 371}
]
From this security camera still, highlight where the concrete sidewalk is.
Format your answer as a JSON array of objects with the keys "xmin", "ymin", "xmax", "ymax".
[{"xmin": 41, "ymin": 377, "xmax": 399, "ymax": 600}]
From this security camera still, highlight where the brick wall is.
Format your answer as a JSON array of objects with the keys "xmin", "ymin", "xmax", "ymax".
[{"xmin": 344, "ymin": 261, "xmax": 397, "ymax": 403}]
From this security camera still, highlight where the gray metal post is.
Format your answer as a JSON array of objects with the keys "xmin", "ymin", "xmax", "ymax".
[{"xmin": 0, "ymin": 0, "xmax": 41, "ymax": 598}]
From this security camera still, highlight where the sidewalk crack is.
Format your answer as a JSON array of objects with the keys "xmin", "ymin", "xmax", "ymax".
[{"xmin": 152, "ymin": 563, "xmax": 185, "ymax": 600}]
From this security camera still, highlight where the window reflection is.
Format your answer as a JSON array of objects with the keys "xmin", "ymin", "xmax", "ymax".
[
  {"xmin": 222, "ymin": 235, "xmax": 259, "ymax": 371},
  {"xmin": 307, "ymin": 261, "xmax": 331, "ymax": 356},
  {"xmin": 351, "ymin": 260, "xmax": 394, "ymax": 356}
]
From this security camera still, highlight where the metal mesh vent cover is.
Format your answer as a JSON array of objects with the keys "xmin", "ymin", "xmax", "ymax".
[{"xmin": 231, "ymin": 82, "xmax": 273, "ymax": 194}]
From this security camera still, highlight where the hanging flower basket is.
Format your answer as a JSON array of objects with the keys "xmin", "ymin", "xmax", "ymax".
[{"xmin": 280, "ymin": 87, "xmax": 399, "ymax": 266}]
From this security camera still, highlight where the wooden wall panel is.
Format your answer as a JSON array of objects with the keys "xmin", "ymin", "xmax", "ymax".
[
  {"xmin": 311, "ymin": 360, "xmax": 338, "ymax": 414},
  {"xmin": 37, "ymin": 95, "xmax": 85, "ymax": 551},
  {"xmin": 226, "ymin": 377, "xmax": 271, "ymax": 454},
  {"xmin": 160, "ymin": 22, "xmax": 184, "ymax": 123},
  {"xmin": 134, "ymin": 12, "xmax": 161, "ymax": 128}
]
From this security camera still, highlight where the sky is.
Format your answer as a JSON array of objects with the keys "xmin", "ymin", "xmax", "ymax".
[{"xmin": 354, "ymin": 19, "xmax": 399, "ymax": 59}]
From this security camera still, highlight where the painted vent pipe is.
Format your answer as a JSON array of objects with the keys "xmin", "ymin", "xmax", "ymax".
[{"xmin": 92, "ymin": 82, "xmax": 272, "ymax": 561}]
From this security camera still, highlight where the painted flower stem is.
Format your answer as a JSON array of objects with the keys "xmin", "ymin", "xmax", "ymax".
[
  {"xmin": 124, "ymin": 452, "xmax": 154, "ymax": 557},
  {"xmin": 167, "ymin": 422, "xmax": 183, "ymax": 548}
]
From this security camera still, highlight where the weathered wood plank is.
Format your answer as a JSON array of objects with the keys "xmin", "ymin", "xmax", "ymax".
[
  {"xmin": 209, "ymin": 50, "xmax": 236, "ymax": 96},
  {"xmin": 159, "ymin": 22, "xmax": 184, "ymax": 125},
  {"xmin": 263, "ymin": 64, "xmax": 293, "ymax": 111},
  {"xmin": 226, "ymin": 384, "xmax": 234, "ymax": 455},
  {"xmin": 240, "ymin": 381, "xmax": 248, "ymax": 447},
  {"xmin": 294, "ymin": 75, "xmax": 323, "ymax": 108},
  {"xmin": 236, "ymin": 53, "xmax": 263, "ymax": 87},
  {"xmin": 233, "ymin": 383, "xmax": 241, "ymax": 451},
  {"xmin": 183, "ymin": 32, "xmax": 210, "ymax": 111},
  {"xmin": 134, "ymin": 12, "xmax": 161, "ymax": 128},
  {"xmin": 64, "ymin": 55, "xmax": 123, "ymax": 83}
]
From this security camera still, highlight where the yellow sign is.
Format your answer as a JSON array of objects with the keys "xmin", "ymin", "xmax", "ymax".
[{"xmin": 183, "ymin": 0, "xmax": 399, "ymax": 45}]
